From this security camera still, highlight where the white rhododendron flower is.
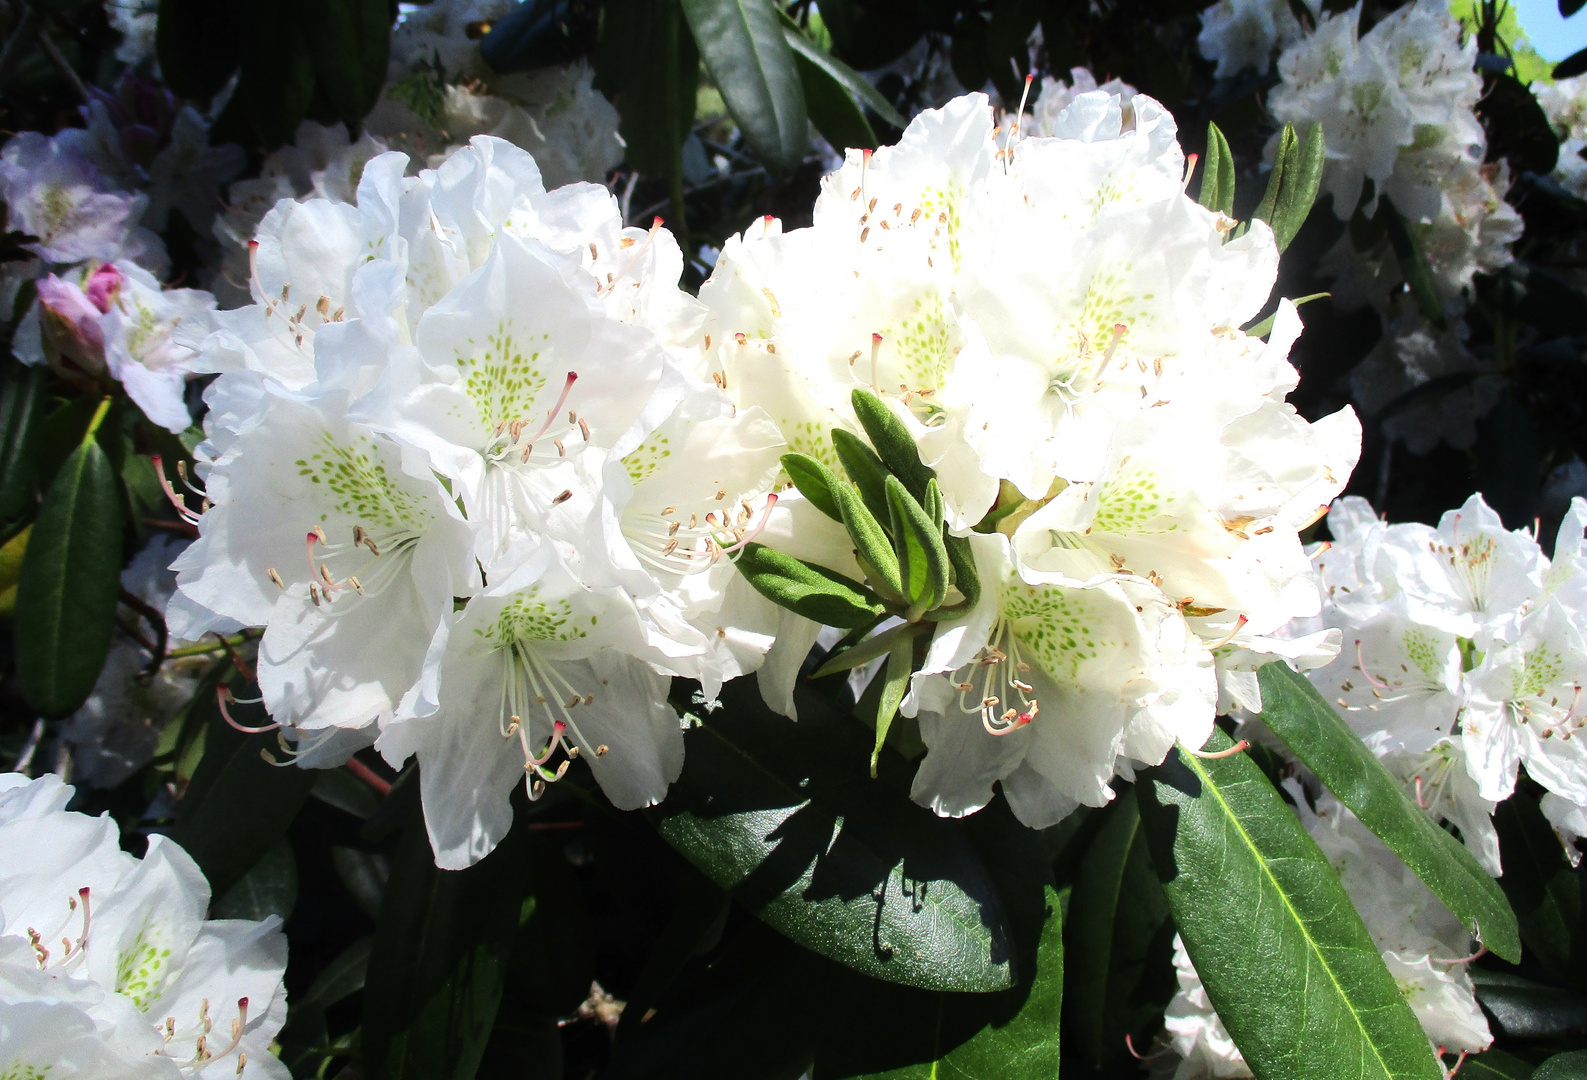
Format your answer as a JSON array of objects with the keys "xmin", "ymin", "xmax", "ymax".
[
  {"xmin": 1196, "ymin": 0, "xmax": 1318, "ymax": 79},
  {"xmin": 0, "ymin": 133, "xmax": 148, "ymax": 265},
  {"xmin": 1346, "ymin": 315, "xmax": 1503, "ymax": 455},
  {"xmin": 1270, "ymin": 0, "xmax": 1518, "ymax": 310},
  {"xmin": 1538, "ymin": 75, "xmax": 1587, "ymax": 200},
  {"xmin": 696, "ymin": 86, "xmax": 1357, "ymax": 824},
  {"xmin": 1028, "ymin": 69, "xmax": 1137, "ymax": 136},
  {"xmin": 0, "ymin": 773, "xmax": 290, "ymax": 1078},
  {"xmin": 1303, "ymin": 493, "xmax": 1587, "ymax": 874},
  {"xmin": 1165, "ymin": 790, "xmax": 1490, "ymax": 1078},
  {"xmin": 171, "ymin": 134, "xmax": 783, "ymax": 866}
]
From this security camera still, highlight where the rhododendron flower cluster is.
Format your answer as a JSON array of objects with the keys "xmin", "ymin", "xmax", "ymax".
[
  {"xmin": 1165, "ymin": 790, "xmax": 1492, "ymax": 1078},
  {"xmin": 696, "ymin": 84, "xmax": 1360, "ymax": 827},
  {"xmin": 0, "ymin": 773, "xmax": 289, "ymax": 1077},
  {"xmin": 1300, "ymin": 494, "xmax": 1587, "ymax": 872}
]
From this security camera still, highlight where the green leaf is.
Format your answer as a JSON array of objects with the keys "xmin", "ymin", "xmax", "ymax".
[
  {"xmin": 299, "ymin": 937, "xmax": 373, "ymax": 1015},
  {"xmin": 1137, "ymin": 730, "xmax": 1444, "ymax": 1080},
  {"xmin": 171, "ymin": 676, "xmax": 317, "ymax": 898},
  {"xmin": 829, "ymin": 476, "xmax": 904, "ymax": 602},
  {"xmin": 1270, "ymin": 122, "xmax": 1325, "ymax": 251},
  {"xmin": 830, "ymin": 427, "xmax": 891, "ymax": 523},
  {"xmin": 852, "ymin": 388, "xmax": 934, "ymax": 502},
  {"xmin": 0, "ymin": 362, "xmax": 44, "ymax": 541},
  {"xmin": 1456, "ymin": 1050, "xmax": 1536, "ymax": 1080},
  {"xmin": 810, "ymin": 619, "xmax": 924, "ymax": 680},
  {"xmin": 780, "ymin": 451, "xmax": 842, "ymax": 522},
  {"xmin": 311, "ymin": 766, "xmax": 382, "ymax": 820},
  {"xmin": 734, "ymin": 541, "xmax": 884, "ymax": 627},
  {"xmin": 155, "ymin": 0, "xmax": 241, "ymax": 101},
  {"xmin": 680, "ymin": 0, "xmax": 808, "ymax": 174},
  {"xmin": 793, "ymin": 43, "xmax": 877, "ymax": 153},
  {"xmin": 1252, "ymin": 123, "xmax": 1295, "ymax": 230},
  {"xmin": 507, "ymin": 831, "xmax": 596, "ymax": 1016},
  {"xmin": 363, "ymin": 805, "xmax": 533, "ymax": 1080},
  {"xmin": 930, "ymin": 534, "xmax": 981, "ymax": 619},
  {"xmin": 870, "ymin": 635, "xmax": 913, "ymax": 778},
  {"xmin": 303, "ymin": 0, "xmax": 390, "ymax": 122},
  {"xmin": 1376, "ymin": 197, "xmax": 1446, "ymax": 328},
  {"xmin": 332, "ymin": 845, "xmax": 390, "ymax": 919},
  {"xmin": 886, "ymin": 476, "xmax": 949, "ymax": 615},
  {"xmin": 1537, "ymin": 1051, "xmax": 1587, "ymax": 1080},
  {"xmin": 1496, "ymin": 789, "xmax": 1587, "ymax": 987},
  {"xmin": 212, "ymin": 840, "xmax": 299, "ymax": 922},
  {"xmin": 1199, "ymin": 122, "xmax": 1236, "ymax": 217},
  {"xmin": 1064, "ymin": 787, "xmax": 1177, "ymax": 1071},
  {"xmin": 777, "ymin": 13, "xmax": 905, "ymax": 129},
  {"xmin": 651, "ymin": 681, "xmax": 1015, "ymax": 991},
  {"xmin": 595, "ymin": 0, "xmax": 700, "ymax": 179},
  {"xmin": 1256, "ymin": 663, "xmax": 1521, "ymax": 962},
  {"xmin": 1472, "ymin": 969, "xmax": 1587, "ymax": 1039},
  {"xmin": 14, "ymin": 428, "xmax": 122, "ymax": 717}
]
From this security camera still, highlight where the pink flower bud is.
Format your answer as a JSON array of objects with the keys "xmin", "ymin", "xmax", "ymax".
[
  {"xmin": 84, "ymin": 262, "xmax": 123, "ymax": 313},
  {"xmin": 35, "ymin": 273, "xmax": 107, "ymax": 375}
]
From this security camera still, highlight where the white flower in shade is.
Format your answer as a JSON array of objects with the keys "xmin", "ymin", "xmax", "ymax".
[
  {"xmin": 378, "ymin": 556, "xmax": 686, "ymax": 869},
  {"xmin": 61, "ymin": 537, "xmax": 207, "ymax": 789},
  {"xmin": 169, "ymin": 382, "xmax": 477, "ymax": 756},
  {"xmin": 1196, "ymin": 0, "xmax": 1318, "ymax": 79},
  {"xmin": 0, "ymin": 772, "xmax": 290, "ymax": 1078},
  {"xmin": 1541, "ymin": 792, "xmax": 1587, "ymax": 866},
  {"xmin": 1028, "ymin": 69, "xmax": 1137, "ymax": 136},
  {"xmin": 1165, "ymin": 791, "xmax": 1490, "ymax": 1078},
  {"xmin": 0, "ymin": 134, "xmax": 146, "ymax": 264},
  {"xmin": 1346, "ymin": 315, "xmax": 1503, "ymax": 455},
  {"xmin": 1537, "ymin": 75, "xmax": 1587, "ymax": 200},
  {"xmin": 105, "ymin": 0, "xmax": 157, "ymax": 66},
  {"xmin": 387, "ymin": 0, "xmax": 518, "ymax": 81},
  {"xmin": 904, "ymin": 533, "xmax": 1218, "ymax": 828}
]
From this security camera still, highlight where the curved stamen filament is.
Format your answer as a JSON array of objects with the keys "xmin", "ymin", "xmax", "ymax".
[
  {"xmin": 951, "ymin": 621, "xmax": 1039, "ymax": 737},
  {"xmin": 218, "ymin": 687, "xmax": 280, "ymax": 734},
  {"xmin": 1182, "ymin": 738, "xmax": 1251, "ymax": 759}
]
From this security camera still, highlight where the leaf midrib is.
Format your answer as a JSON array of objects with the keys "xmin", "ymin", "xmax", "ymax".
[{"xmin": 1179, "ymin": 749, "xmax": 1400, "ymax": 1080}]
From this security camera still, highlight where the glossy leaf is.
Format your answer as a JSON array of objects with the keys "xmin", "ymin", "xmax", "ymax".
[
  {"xmin": 651, "ymin": 681, "xmax": 1014, "ymax": 992},
  {"xmin": 788, "ymin": 34, "xmax": 877, "ymax": 152},
  {"xmin": 212, "ymin": 840, "xmax": 299, "ymax": 922},
  {"xmin": 595, "ymin": 0, "xmax": 699, "ymax": 178},
  {"xmin": 733, "ymin": 541, "xmax": 884, "ymax": 627},
  {"xmin": 781, "ymin": 451, "xmax": 842, "ymax": 522},
  {"xmin": 934, "ymin": 534, "xmax": 982, "ymax": 617},
  {"xmin": 778, "ymin": 14, "xmax": 905, "ymax": 129},
  {"xmin": 1257, "ymin": 663, "xmax": 1520, "ymax": 961},
  {"xmin": 1457, "ymin": 1049, "xmax": 1538, "ymax": 1080},
  {"xmin": 1495, "ymin": 790, "xmax": 1587, "ymax": 988},
  {"xmin": 298, "ymin": 937, "xmax": 373, "ymax": 1015},
  {"xmin": 681, "ymin": 0, "xmax": 808, "ymax": 174},
  {"xmin": 1064, "ymin": 787, "xmax": 1176, "ymax": 1071},
  {"xmin": 332, "ymin": 845, "xmax": 390, "ymax": 919},
  {"xmin": 1199, "ymin": 122, "xmax": 1235, "ymax": 217},
  {"xmin": 1472, "ymin": 969, "xmax": 1587, "ymax": 1040},
  {"xmin": 304, "ymin": 0, "xmax": 390, "ymax": 122},
  {"xmin": 1137, "ymin": 731, "xmax": 1443, "ymax": 1080},
  {"xmin": 1537, "ymin": 1052, "xmax": 1587, "ymax": 1080},
  {"xmin": 14, "ymin": 433, "xmax": 122, "ymax": 717},
  {"xmin": 363, "ymin": 807, "xmax": 533, "ymax": 1080},
  {"xmin": 171, "ymin": 676, "xmax": 317, "ymax": 898},
  {"xmin": 0, "ymin": 361, "xmax": 43, "ymax": 541}
]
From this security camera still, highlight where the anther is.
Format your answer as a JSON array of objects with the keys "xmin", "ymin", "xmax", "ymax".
[
  {"xmin": 553, "ymin": 489, "xmax": 573, "ymax": 505},
  {"xmin": 267, "ymin": 568, "xmax": 285, "ymax": 589}
]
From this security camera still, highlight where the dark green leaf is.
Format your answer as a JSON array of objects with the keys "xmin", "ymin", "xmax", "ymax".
[
  {"xmin": 298, "ymin": 936, "xmax": 373, "ymax": 1015},
  {"xmin": 870, "ymin": 635, "xmax": 913, "ymax": 777},
  {"xmin": 777, "ymin": 13, "xmax": 905, "ymax": 129},
  {"xmin": 1537, "ymin": 1051, "xmax": 1587, "ymax": 1080},
  {"xmin": 1199, "ymin": 122, "xmax": 1236, "ymax": 217},
  {"xmin": 733, "ymin": 541, "xmax": 884, "ymax": 627},
  {"xmin": 363, "ymin": 805, "xmax": 533, "ymax": 1080},
  {"xmin": 810, "ymin": 620, "xmax": 924, "ymax": 680},
  {"xmin": 171, "ymin": 677, "xmax": 317, "ymax": 897},
  {"xmin": 781, "ymin": 452, "xmax": 843, "ymax": 522},
  {"xmin": 931, "ymin": 534, "xmax": 982, "ymax": 618},
  {"xmin": 1479, "ymin": 72, "xmax": 1560, "ymax": 176},
  {"xmin": 312, "ymin": 766, "xmax": 382, "ymax": 820},
  {"xmin": 680, "ymin": 0, "xmax": 808, "ymax": 174},
  {"xmin": 1564, "ymin": 0, "xmax": 1587, "ymax": 17},
  {"xmin": 303, "ymin": 0, "xmax": 391, "ymax": 122},
  {"xmin": 1065, "ymin": 787, "xmax": 1176, "ymax": 1071},
  {"xmin": 507, "ymin": 831, "xmax": 596, "ymax": 1016},
  {"xmin": 1456, "ymin": 1049, "xmax": 1537, "ymax": 1080},
  {"xmin": 1137, "ymin": 730, "xmax": 1444, "ymax": 1080},
  {"xmin": 0, "ymin": 362, "xmax": 43, "ymax": 541},
  {"xmin": 794, "ymin": 44, "xmax": 878, "ymax": 153},
  {"xmin": 14, "ymin": 433, "xmax": 122, "ymax": 717},
  {"xmin": 886, "ymin": 476, "xmax": 948, "ymax": 614},
  {"xmin": 1377, "ymin": 197, "xmax": 1447, "ymax": 328},
  {"xmin": 1495, "ymin": 790, "xmax": 1587, "ymax": 989},
  {"xmin": 852, "ymin": 388, "xmax": 934, "ymax": 503},
  {"xmin": 652, "ymin": 681, "xmax": 1014, "ymax": 991},
  {"xmin": 613, "ymin": 868, "xmax": 730, "ymax": 1043},
  {"xmin": 1559, "ymin": 46, "xmax": 1587, "ymax": 81},
  {"xmin": 212, "ymin": 840, "xmax": 299, "ymax": 921},
  {"xmin": 1252, "ymin": 123, "xmax": 1295, "ymax": 230},
  {"xmin": 332, "ymin": 845, "xmax": 390, "ymax": 919},
  {"xmin": 984, "ymin": 0, "xmax": 1041, "ymax": 102},
  {"xmin": 595, "ymin": 0, "xmax": 699, "ymax": 177},
  {"xmin": 1472, "ymin": 970, "xmax": 1587, "ymax": 1040},
  {"xmin": 155, "ymin": 0, "xmax": 241, "ymax": 101},
  {"xmin": 1256, "ymin": 664, "xmax": 1520, "ymax": 961},
  {"xmin": 1270, "ymin": 122, "xmax": 1325, "ymax": 251}
]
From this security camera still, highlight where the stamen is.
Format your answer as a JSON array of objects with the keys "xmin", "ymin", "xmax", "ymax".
[
  {"xmin": 1183, "ymin": 739, "xmax": 1251, "ymax": 759},
  {"xmin": 218, "ymin": 687, "xmax": 280, "ymax": 734}
]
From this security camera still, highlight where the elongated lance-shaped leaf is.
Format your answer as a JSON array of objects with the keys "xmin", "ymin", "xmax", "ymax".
[
  {"xmin": 925, "ymin": 477, "xmax": 945, "ymax": 533},
  {"xmin": 781, "ymin": 451, "xmax": 843, "ymax": 521},
  {"xmin": 886, "ymin": 476, "xmax": 949, "ymax": 617},
  {"xmin": 1270, "ymin": 122, "xmax": 1325, "ymax": 251},
  {"xmin": 929, "ymin": 534, "xmax": 982, "ymax": 619},
  {"xmin": 1377, "ymin": 197, "xmax": 1446, "ymax": 328},
  {"xmin": 680, "ymin": 0, "xmax": 808, "ymax": 174},
  {"xmin": 1199, "ymin": 122, "xmax": 1236, "ymax": 217},
  {"xmin": 794, "ymin": 42, "xmax": 877, "ymax": 152},
  {"xmin": 852, "ymin": 388, "xmax": 935, "ymax": 502},
  {"xmin": 811, "ymin": 620, "xmax": 926, "ymax": 680},
  {"xmin": 1257, "ymin": 663, "xmax": 1521, "ymax": 961},
  {"xmin": 830, "ymin": 477, "xmax": 905, "ymax": 603},
  {"xmin": 1495, "ymin": 790, "xmax": 1587, "ymax": 988},
  {"xmin": 1252, "ymin": 123, "xmax": 1296, "ymax": 230},
  {"xmin": 832, "ymin": 427, "xmax": 892, "ymax": 524},
  {"xmin": 1137, "ymin": 730, "xmax": 1445, "ymax": 1080},
  {"xmin": 871, "ymin": 635, "xmax": 914, "ymax": 777},
  {"xmin": 734, "ymin": 542, "xmax": 884, "ymax": 627},
  {"xmin": 775, "ymin": 10, "xmax": 905, "ymax": 129},
  {"xmin": 14, "ymin": 401, "xmax": 123, "ymax": 717}
]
